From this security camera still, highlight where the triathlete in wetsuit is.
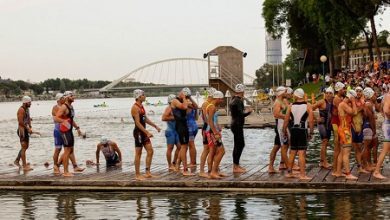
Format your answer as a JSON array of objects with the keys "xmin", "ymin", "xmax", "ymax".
[
  {"xmin": 15, "ymin": 96, "xmax": 33, "ymax": 171},
  {"xmin": 199, "ymin": 87, "xmax": 216, "ymax": 178},
  {"xmin": 331, "ymin": 82, "xmax": 346, "ymax": 175},
  {"xmin": 312, "ymin": 87, "xmax": 334, "ymax": 169},
  {"xmin": 162, "ymin": 94, "xmax": 181, "ymax": 171},
  {"xmin": 230, "ymin": 84, "xmax": 252, "ymax": 173},
  {"xmin": 131, "ymin": 89, "xmax": 161, "ymax": 181},
  {"xmin": 334, "ymin": 90, "xmax": 358, "ymax": 180},
  {"xmin": 54, "ymin": 91, "xmax": 83, "ymax": 177},
  {"xmin": 96, "ymin": 138, "xmax": 122, "ymax": 167},
  {"xmin": 351, "ymin": 87, "xmax": 365, "ymax": 173},
  {"xmin": 171, "ymin": 88, "xmax": 193, "ymax": 176},
  {"xmin": 283, "ymin": 88, "xmax": 314, "ymax": 180}
]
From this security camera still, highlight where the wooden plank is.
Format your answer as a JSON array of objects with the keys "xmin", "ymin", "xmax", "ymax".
[{"xmin": 310, "ymin": 167, "xmax": 331, "ymax": 183}]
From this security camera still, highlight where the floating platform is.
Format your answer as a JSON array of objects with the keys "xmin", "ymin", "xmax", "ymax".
[{"xmin": 0, "ymin": 163, "xmax": 388, "ymax": 192}]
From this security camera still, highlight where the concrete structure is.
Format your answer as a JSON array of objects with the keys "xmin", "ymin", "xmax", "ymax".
[{"xmin": 266, "ymin": 33, "xmax": 282, "ymax": 65}]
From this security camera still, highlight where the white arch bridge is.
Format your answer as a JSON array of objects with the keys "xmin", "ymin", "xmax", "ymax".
[{"xmin": 99, "ymin": 58, "xmax": 256, "ymax": 92}]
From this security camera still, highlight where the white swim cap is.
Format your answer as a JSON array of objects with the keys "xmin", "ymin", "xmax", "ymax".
[
  {"xmin": 286, "ymin": 87, "xmax": 293, "ymax": 94},
  {"xmin": 182, "ymin": 87, "xmax": 192, "ymax": 97},
  {"xmin": 235, "ymin": 84, "xmax": 245, "ymax": 93},
  {"xmin": 325, "ymin": 87, "xmax": 334, "ymax": 94},
  {"xmin": 213, "ymin": 91, "xmax": 224, "ymax": 99},
  {"xmin": 133, "ymin": 89, "xmax": 145, "ymax": 99},
  {"xmin": 355, "ymin": 86, "xmax": 363, "ymax": 91},
  {"xmin": 346, "ymin": 89, "xmax": 357, "ymax": 99},
  {"xmin": 334, "ymin": 82, "xmax": 345, "ymax": 92},
  {"xmin": 363, "ymin": 87, "xmax": 375, "ymax": 99},
  {"xmin": 276, "ymin": 86, "xmax": 286, "ymax": 96},
  {"xmin": 100, "ymin": 137, "xmax": 108, "ymax": 144},
  {"xmin": 55, "ymin": 93, "xmax": 64, "ymax": 101},
  {"xmin": 64, "ymin": 91, "xmax": 74, "ymax": 98},
  {"xmin": 22, "ymin": 96, "xmax": 31, "ymax": 104},
  {"xmin": 167, "ymin": 94, "xmax": 176, "ymax": 104},
  {"xmin": 207, "ymin": 87, "xmax": 217, "ymax": 97},
  {"xmin": 293, "ymin": 88, "xmax": 304, "ymax": 99}
]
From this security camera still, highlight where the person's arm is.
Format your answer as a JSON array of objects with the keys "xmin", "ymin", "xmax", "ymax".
[
  {"xmin": 307, "ymin": 103, "xmax": 315, "ymax": 136},
  {"xmin": 273, "ymin": 102, "xmax": 284, "ymax": 119},
  {"xmin": 282, "ymin": 106, "xmax": 291, "ymax": 134},
  {"xmin": 96, "ymin": 144, "xmax": 101, "ymax": 164},
  {"xmin": 145, "ymin": 117, "xmax": 161, "ymax": 132},
  {"xmin": 54, "ymin": 105, "xmax": 67, "ymax": 123},
  {"xmin": 51, "ymin": 105, "xmax": 57, "ymax": 118},
  {"xmin": 17, "ymin": 108, "xmax": 26, "ymax": 128},
  {"xmin": 112, "ymin": 142, "xmax": 122, "ymax": 163},
  {"xmin": 311, "ymin": 100, "xmax": 324, "ymax": 111},
  {"xmin": 171, "ymin": 99, "xmax": 189, "ymax": 110},
  {"xmin": 366, "ymin": 103, "xmax": 377, "ymax": 135},
  {"xmin": 207, "ymin": 105, "xmax": 220, "ymax": 139},
  {"xmin": 131, "ymin": 105, "xmax": 152, "ymax": 137},
  {"xmin": 71, "ymin": 120, "xmax": 82, "ymax": 136},
  {"xmin": 162, "ymin": 107, "xmax": 174, "ymax": 121}
]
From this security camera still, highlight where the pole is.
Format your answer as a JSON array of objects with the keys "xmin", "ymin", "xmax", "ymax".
[
  {"xmin": 272, "ymin": 64, "xmax": 275, "ymax": 88},
  {"xmin": 282, "ymin": 63, "xmax": 284, "ymax": 86},
  {"xmin": 322, "ymin": 62, "xmax": 325, "ymax": 89},
  {"xmin": 277, "ymin": 62, "xmax": 279, "ymax": 86}
]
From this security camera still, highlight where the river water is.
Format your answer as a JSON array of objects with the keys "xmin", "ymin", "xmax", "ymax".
[{"xmin": 0, "ymin": 97, "xmax": 389, "ymax": 219}]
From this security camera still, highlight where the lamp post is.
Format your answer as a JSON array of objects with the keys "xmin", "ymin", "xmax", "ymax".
[
  {"xmin": 285, "ymin": 66, "xmax": 290, "ymax": 86},
  {"xmin": 387, "ymin": 35, "xmax": 390, "ymax": 45},
  {"xmin": 225, "ymin": 90, "xmax": 231, "ymax": 116},
  {"xmin": 252, "ymin": 90, "xmax": 258, "ymax": 114},
  {"xmin": 320, "ymin": 55, "xmax": 327, "ymax": 89}
]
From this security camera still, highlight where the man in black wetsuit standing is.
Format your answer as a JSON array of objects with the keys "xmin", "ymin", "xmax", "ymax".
[{"xmin": 229, "ymin": 84, "xmax": 252, "ymax": 173}]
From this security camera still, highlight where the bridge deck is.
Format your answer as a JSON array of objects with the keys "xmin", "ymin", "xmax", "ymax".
[{"xmin": 0, "ymin": 163, "xmax": 389, "ymax": 192}]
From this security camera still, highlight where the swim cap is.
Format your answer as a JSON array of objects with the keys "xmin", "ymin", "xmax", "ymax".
[
  {"xmin": 182, "ymin": 87, "xmax": 192, "ymax": 97},
  {"xmin": 55, "ymin": 93, "xmax": 64, "ymax": 101},
  {"xmin": 276, "ymin": 86, "xmax": 286, "ymax": 96},
  {"xmin": 213, "ymin": 91, "xmax": 224, "ymax": 99},
  {"xmin": 133, "ymin": 89, "xmax": 144, "ymax": 99},
  {"xmin": 167, "ymin": 94, "xmax": 176, "ymax": 104},
  {"xmin": 334, "ymin": 82, "xmax": 345, "ymax": 92},
  {"xmin": 355, "ymin": 86, "xmax": 363, "ymax": 91},
  {"xmin": 207, "ymin": 87, "xmax": 217, "ymax": 97},
  {"xmin": 325, "ymin": 87, "xmax": 334, "ymax": 94},
  {"xmin": 363, "ymin": 87, "xmax": 375, "ymax": 99},
  {"xmin": 64, "ymin": 91, "xmax": 74, "ymax": 98},
  {"xmin": 293, "ymin": 88, "xmax": 304, "ymax": 99},
  {"xmin": 346, "ymin": 89, "xmax": 357, "ymax": 99},
  {"xmin": 22, "ymin": 96, "xmax": 31, "ymax": 104},
  {"xmin": 235, "ymin": 84, "xmax": 245, "ymax": 93},
  {"xmin": 100, "ymin": 137, "xmax": 108, "ymax": 144},
  {"xmin": 286, "ymin": 87, "xmax": 293, "ymax": 94}
]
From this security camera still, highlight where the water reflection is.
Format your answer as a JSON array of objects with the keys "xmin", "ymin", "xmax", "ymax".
[{"xmin": 0, "ymin": 191, "xmax": 387, "ymax": 219}]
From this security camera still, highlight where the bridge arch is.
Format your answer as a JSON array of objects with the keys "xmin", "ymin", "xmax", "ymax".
[{"xmin": 100, "ymin": 57, "xmax": 255, "ymax": 92}]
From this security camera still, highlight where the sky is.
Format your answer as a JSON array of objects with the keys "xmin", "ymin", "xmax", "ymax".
[{"xmin": 0, "ymin": 0, "xmax": 389, "ymax": 83}]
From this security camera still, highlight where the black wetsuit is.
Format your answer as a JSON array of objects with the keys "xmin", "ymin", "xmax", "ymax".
[
  {"xmin": 229, "ymin": 95, "xmax": 251, "ymax": 165},
  {"xmin": 61, "ymin": 103, "xmax": 75, "ymax": 147},
  {"xmin": 133, "ymin": 103, "xmax": 150, "ymax": 147},
  {"xmin": 172, "ymin": 97, "xmax": 189, "ymax": 145}
]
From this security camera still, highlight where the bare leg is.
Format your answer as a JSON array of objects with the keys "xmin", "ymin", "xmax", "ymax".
[
  {"xmin": 298, "ymin": 150, "xmax": 310, "ymax": 180},
  {"xmin": 166, "ymin": 144, "xmax": 174, "ymax": 169},
  {"xmin": 373, "ymin": 142, "xmax": 389, "ymax": 179},
  {"xmin": 53, "ymin": 148, "xmax": 62, "ymax": 174},
  {"xmin": 280, "ymin": 144, "xmax": 289, "ymax": 169},
  {"xmin": 353, "ymin": 143, "xmax": 367, "ymax": 173},
  {"xmin": 362, "ymin": 140, "xmax": 372, "ymax": 170},
  {"xmin": 372, "ymin": 137, "xmax": 379, "ymax": 165},
  {"xmin": 285, "ymin": 150, "xmax": 297, "ymax": 178},
  {"xmin": 20, "ymin": 142, "xmax": 32, "ymax": 171},
  {"xmin": 343, "ymin": 147, "xmax": 357, "ymax": 180},
  {"xmin": 268, "ymin": 145, "xmax": 280, "ymax": 173},
  {"xmin": 134, "ymin": 147, "xmax": 144, "ymax": 180},
  {"xmin": 144, "ymin": 143, "xmax": 154, "ymax": 178},
  {"xmin": 207, "ymin": 146, "xmax": 216, "ymax": 173},
  {"xmin": 62, "ymin": 147, "xmax": 73, "ymax": 177},
  {"xmin": 320, "ymin": 139, "xmax": 331, "ymax": 168},
  {"xmin": 210, "ymin": 146, "xmax": 225, "ymax": 179},
  {"xmin": 333, "ymin": 145, "xmax": 344, "ymax": 177},
  {"xmin": 188, "ymin": 140, "xmax": 197, "ymax": 166},
  {"xmin": 70, "ymin": 153, "xmax": 85, "ymax": 172},
  {"xmin": 199, "ymin": 144, "xmax": 210, "ymax": 177}
]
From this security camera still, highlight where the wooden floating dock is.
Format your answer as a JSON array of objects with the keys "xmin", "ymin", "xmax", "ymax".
[{"xmin": 0, "ymin": 163, "xmax": 389, "ymax": 192}]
